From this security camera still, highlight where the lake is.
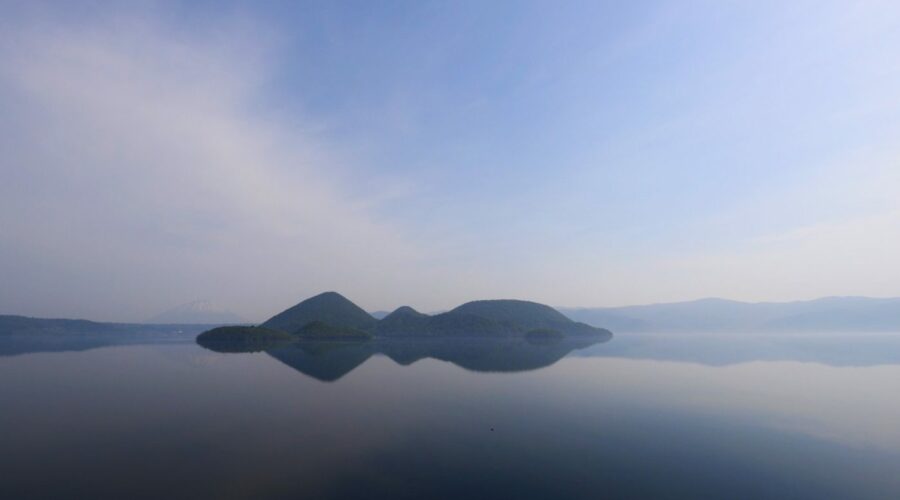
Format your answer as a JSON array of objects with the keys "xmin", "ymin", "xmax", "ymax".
[{"xmin": 2, "ymin": 332, "xmax": 900, "ymax": 499}]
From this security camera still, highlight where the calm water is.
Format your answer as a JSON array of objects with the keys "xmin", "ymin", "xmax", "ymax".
[{"xmin": 2, "ymin": 333, "xmax": 900, "ymax": 499}]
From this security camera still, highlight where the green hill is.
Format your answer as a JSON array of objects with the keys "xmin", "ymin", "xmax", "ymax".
[
  {"xmin": 261, "ymin": 292, "xmax": 377, "ymax": 333},
  {"xmin": 418, "ymin": 311, "xmax": 515, "ymax": 337},
  {"xmin": 438, "ymin": 299, "xmax": 610, "ymax": 337},
  {"xmin": 295, "ymin": 321, "xmax": 372, "ymax": 340},
  {"xmin": 374, "ymin": 306, "xmax": 430, "ymax": 336},
  {"xmin": 450, "ymin": 299, "xmax": 570, "ymax": 328},
  {"xmin": 375, "ymin": 299, "xmax": 612, "ymax": 338}
]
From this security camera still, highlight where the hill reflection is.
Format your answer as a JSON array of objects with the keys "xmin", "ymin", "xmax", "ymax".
[{"xmin": 265, "ymin": 336, "xmax": 609, "ymax": 382}]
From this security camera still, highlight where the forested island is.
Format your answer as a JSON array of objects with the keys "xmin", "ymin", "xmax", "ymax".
[{"xmin": 196, "ymin": 291, "xmax": 612, "ymax": 350}]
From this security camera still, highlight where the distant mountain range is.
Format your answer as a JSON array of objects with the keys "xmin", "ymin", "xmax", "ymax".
[
  {"xmin": 369, "ymin": 311, "xmax": 391, "ymax": 320},
  {"xmin": 147, "ymin": 300, "xmax": 245, "ymax": 324},
  {"xmin": 0, "ymin": 315, "xmax": 211, "ymax": 356},
  {"xmin": 0, "ymin": 315, "xmax": 215, "ymax": 336},
  {"xmin": 560, "ymin": 296, "xmax": 900, "ymax": 333},
  {"xmin": 254, "ymin": 292, "xmax": 611, "ymax": 340}
]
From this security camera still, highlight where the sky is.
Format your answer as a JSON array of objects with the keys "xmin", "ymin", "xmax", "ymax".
[{"xmin": 2, "ymin": 1, "xmax": 900, "ymax": 321}]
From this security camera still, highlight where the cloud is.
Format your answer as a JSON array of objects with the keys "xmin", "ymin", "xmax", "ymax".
[
  {"xmin": 0, "ymin": 10, "xmax": 428, "ymax": 320},
  {"xmin": 2, "ymin": 3, "xmax": 900, "ymax": 318}
]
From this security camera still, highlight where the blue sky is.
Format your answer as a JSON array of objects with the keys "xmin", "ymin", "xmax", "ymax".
[{"xmin": 2, "ymin": 1, "xmax": 900, "ymax": 320}]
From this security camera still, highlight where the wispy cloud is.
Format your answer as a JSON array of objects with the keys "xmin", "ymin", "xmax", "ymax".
[
  {"xmin": 2, "ymin": 2, "xmax": 900, "ymax": 318},
  {"xmin": 0, "ymin": 9, "xmax": 430, "ymax": 320}
]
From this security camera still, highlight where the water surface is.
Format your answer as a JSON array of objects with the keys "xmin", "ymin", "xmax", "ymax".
[{"xmin": 2, "ymin": 333, "xmax": 899, "ymax": 499}]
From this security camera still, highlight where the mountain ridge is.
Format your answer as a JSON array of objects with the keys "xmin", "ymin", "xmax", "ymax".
[{"xmin": 560, "ymin": 296, "xmax": 900, "ymax": 333}]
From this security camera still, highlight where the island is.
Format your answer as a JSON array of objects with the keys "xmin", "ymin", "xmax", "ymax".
[{"xmin": 196, "ymin": 291, "xmax": 613, "ymax": 351}]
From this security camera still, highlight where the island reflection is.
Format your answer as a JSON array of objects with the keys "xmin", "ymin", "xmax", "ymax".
[{"xmin": 199, "ymin": 336, "xmax": 609, "ymax": 382}]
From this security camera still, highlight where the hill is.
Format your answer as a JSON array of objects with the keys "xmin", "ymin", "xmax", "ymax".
[
  {"xmin": 374, "ymin": 299, "xmax": 611, "ymax": 338},
  {"xmin": 451, "ymin": 299, "xmax": 571, "ymax": 327},
  {"xmin": 447, "ymin": 299, "xmax": 603, "ymax": 336},
  {"xmin": 261, "ymin": 292, "xmax": 377, "ymax": 333},
  {"xmin": 295, "ymin": 321, "xmax": 372, "ymax": 340},
  {"xmin": 374, "ymin": 306, "xmax": 430, "ymax": 336}
]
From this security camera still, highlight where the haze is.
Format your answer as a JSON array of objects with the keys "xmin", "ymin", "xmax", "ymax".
[{"xmin": 2, "ymin": 1, "xmax": 900, "ymax": 322}]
